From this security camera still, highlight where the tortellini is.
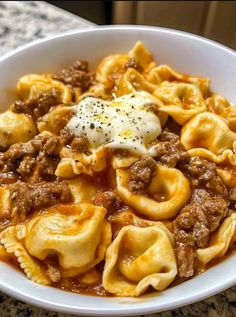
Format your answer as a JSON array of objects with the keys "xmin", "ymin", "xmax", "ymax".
[
  {"xmin": 66, "ymin": 176, "xmax": 97, "ymax": 203},
  {"xmin": 17, "ymin": 74, "xmax": 72, "ymax": 103},
  {"xmin": 153, "ymin": 82, "xmax": 206, "ymax": 125},
  {"xmin": 108, "ymin": 209, "xmax": 157, "ymax": 238},
  {"xmin": 0, "ymin": 187, "xmax": 11, "ymax": 218},
  {"xmin": 96, "ymin": 41, "xmax": 155, "ymax": 90},
  {"xmin": 115, "ymin": 68, "xmax": 157, "ymax": 97},
  {"xmin": 181, "ymin": 112, "xmax": 236, "ymax": 165},
  {"xmin": 128, "ymin": 41, "xmax": 155, "ymax": 70},
  {"xmin": 111, "ymin": 154, "xmax": 139, "ymax": 169},
  {"xmin": 96, "ymin": 54, "xmax": 130, "ymax": 89},
  {"xmin": 197, "ymin": 213, "xmax": 236, "ymax": 266},
  {"xmin": 37, "ymin": 104, "xmax": 74, "ymax": 134},
  {"xmin": 0, "ymin": 203, "xmax": 111, "ymax": 283},
  {"xmin": 146, "ymin": 64, "xmax": 210, "ymax": 97},
  {"xmin": 206, "ymin": 94, "xmax": 236, "ymax": 132},
  {"xmin": 0, "ymin": 111, "xmax": 37, "ymax": 148},
  {"xmin": 55, "ymin": 146, "xmax": 109, "ymax": 177},
  {"xmin": 116, "ymin": 163, "xmax": 190, "ymax": 220},
  {"xmin": 103, "ymin": 223, "xmax": 177, "ymax": 296},
  {"xmin": 88, "ymin": 83, "xmax": 112, "ymax": 100}
]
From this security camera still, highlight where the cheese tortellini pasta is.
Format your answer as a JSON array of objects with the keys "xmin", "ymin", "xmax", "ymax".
[
  {"xmin": 146, "ymin": 64, "xmax": 210, "ymax": 97},
  {"xmin": 0, "ymin": 111, "xmax": 37, "ymax": 148},
  {"xmin": 103, "ymin": 223, "xmax": 177, "ymax": 296},
  {"xmin": 0, "ymin": 203, "xmax": 111, "ymax": 282},
  {"xmin": 37, "ymin": 104, "xmax": 74, "ymax": 134},
  {"xmin": 181, "ymin": 112, "xmax": 236, "ymax": 164},
  {"xmin": 116, "ymin": 163, "xmax": 190, "ymax": 220},
  {"xmin": 96, "ymin": 41, "xmax": 155, "ymax": 90},
  {"xmin": 0, "ymin": 41, "xmax": 235, "ymax": 298},
  {"xmin": 153, "ymin": 82, "xmax": 206, "ymax": 125},
  {"xmin": 206, "ymin": 94, "xmax": 236, "ymax": 131},
  {"xmin": 17, "ymin": 74, "xmax": 72, "ymax": 103},
  {"xmin": 197, "ymin": 214, "xmax": 236, "ymax": 266}
]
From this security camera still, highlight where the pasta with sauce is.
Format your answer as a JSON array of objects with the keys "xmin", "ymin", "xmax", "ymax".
[{"xmin": 0, "ymin": 42, "xmax": 235, "ymax": 297}]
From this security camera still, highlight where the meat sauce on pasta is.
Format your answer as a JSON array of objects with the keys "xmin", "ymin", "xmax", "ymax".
[{"xmin": 0, "ymin": 42, "xmax": 236, "ymax": 297}]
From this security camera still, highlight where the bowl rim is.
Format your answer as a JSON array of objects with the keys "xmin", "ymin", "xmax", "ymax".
[
  {"xmin": 0, "ymin": 25, "xmax": 235, "ymax": 316},
  {"xmin": 0, "ymin": 24, "xmax": 235, "ymax": 64}
]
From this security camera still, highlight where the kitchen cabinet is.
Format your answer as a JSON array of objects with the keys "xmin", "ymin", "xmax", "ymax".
[{"xmin": 113, "ymin": 1, "xmax": 236, "ymax": 49}]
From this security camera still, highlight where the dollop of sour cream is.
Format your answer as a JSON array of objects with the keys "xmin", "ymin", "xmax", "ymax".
[{"xmin": 66, "ymin": 92, "xmax": 162, "ymax": 155}]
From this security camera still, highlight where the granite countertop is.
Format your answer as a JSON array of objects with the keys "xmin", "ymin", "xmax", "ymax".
[{"xmin": 0, "ymin": 1, "xmax": 235, "ymax": 317}]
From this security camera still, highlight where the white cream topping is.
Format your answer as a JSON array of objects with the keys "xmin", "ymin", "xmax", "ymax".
[{"xmin": 66, "ymin": 92, "xmax": 161, "ymax": 155}]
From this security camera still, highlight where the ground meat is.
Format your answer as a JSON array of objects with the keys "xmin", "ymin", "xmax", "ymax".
[
  {"xmin": 17, "ymin": 155, "xmax": 36, "ymax": 175},
  {"xmin": 0, "ymin": 172, "xmax": 18, "ymax": 184},
  {"xmin": 179, "ymin": 157, "xmax": 228, "ymax": 197},
  {"xmin": 71, "ymin": 135, "xmax": 90, "ymax": 153},
  {"xmin": 229, "ymin": 188, "xmax": 236, "ymax": 201},
  {"xmin": 164, "ymin": 117, "xmax": 182, "ymax": 135},
  {"xmin": 9, "ymin": 181, "xmax": 71, "ymax": 217},
  {"xmin": 128, "ymin": 156, "xmax": 156, "ymax": 194},
  {"xmin": 0, "ymin": 134, "xmax": 60, "ymax": 180},
  {"xmin": 28, "ymin": 134, "xmax": 59, "ymax": 179},
  {"xmin": 59, "ymin": 129, "xmax": 90, "ymax": 153},
  {"xmin": 31, "ymin": 134, "xmax": 59, "ymax": 155},
  {"xmin": 124, "ymin": 58, "xmax": 141, "ymax": 71},
  {"xmin": 2, "ymin": 142, "xmax": 36, "ymax": 163},
  {"xmin": 173, "ymin": 156, "xmax": 229, "ymax": 278},
  {"xmin": 173, "ymin": 188, "xmax": 229, "ymax": 277},
  {"xmin": 36, "ymin": 152, "xmax": 57, "ymax": 177},
  {"xmin": 193, "ymin": 222, "xmax": 210, "ymax": 247},
  {"xmin": 59, "ymin": 128, "xmax": 74, "ymax": 146},
  {"xmin": 93, "ymin": 190, "xmax": 123, "ymax": 215},
  {"xmin": 192, "ymin": 189, "xmax": 228, "ymax": 231},
  {"xmin": 46, "ymin": 264, "xmax": 62, "ymax": 283},
  {"xmin": 12, "ymin": 88, "xmax": 61, "ymax": 119},
  {"xmin": 153, "ymin": 130, "xmax": 189, "ymax": 168},
  {"xmin": 0, "ymin": 142, "xmax": 36, "ymax": 173},
  {"xmin": 175, "ymin": 245, "xmax": 195, "ymax": 278},
  {"xmin": 53, "ymin": 60, "xmax": 95, "ymax": 92}
]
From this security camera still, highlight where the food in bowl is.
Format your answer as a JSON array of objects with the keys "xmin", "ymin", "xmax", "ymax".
[{"xmin": 0, "ymin": 41, "xmax": 235, "ymax": 298}]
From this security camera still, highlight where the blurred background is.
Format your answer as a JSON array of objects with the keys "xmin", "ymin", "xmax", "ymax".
[{"xmin": 47, "ymin": 1, "xmax": 236, "ymax": 50}]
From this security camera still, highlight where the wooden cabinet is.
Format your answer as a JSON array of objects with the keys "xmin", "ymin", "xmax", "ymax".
[{"xmin": 113, "ymin": 1, "xmax": 236, "ymax": 49}]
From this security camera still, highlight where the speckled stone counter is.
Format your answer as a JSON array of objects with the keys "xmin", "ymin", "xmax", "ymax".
[
  {"xmin": 0, "ymin": 2, "xmax": 235, "ymax": 317},
  {"xmin": 0, "ymin": 1, "xmax": 94, "ymax": 56}
]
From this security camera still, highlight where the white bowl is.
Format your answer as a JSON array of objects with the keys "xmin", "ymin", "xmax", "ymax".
[{"xmin": 0, "ymin": 25, "xmax": 235, "ymax": 316}]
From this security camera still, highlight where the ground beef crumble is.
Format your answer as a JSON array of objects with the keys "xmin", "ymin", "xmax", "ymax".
[
  {"xmin": 153, "ymin": 130, "xmax": 189, "ymax": 168},
  {"xmin": 9, "ymin": 181, "xmax": 71, "ymax": 217},
  {"xmin": 53, "ymin": 60, "xmax": 95, "ymax": 92},
  {"xmin": 71, "ymin": 135, "xmax": 90, "ymax": 153},
  {"xmin": 59, "ymin": 128, "xmax": 74, "ymax": 146},
  {"xmin": 12, "ymin": 88, "xmax": 61, "ymax": 119},
  {"xmin": 93, "ymin": 190, "xmax": 123, "ymax": 216},
  {"xmin": 46, "ymin": 264, "xmax": 62, "ymax": 283},
  {"xmin": 179, "ymin": 157, "xmax": 228, "ymax": 197},
  {"xmin": 0, "ymin": 133, "xmax": 60, "ymax": 181},
  {"xmin": 128, "ymin": 156, "xmax": 156, "ymax": 194}
]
